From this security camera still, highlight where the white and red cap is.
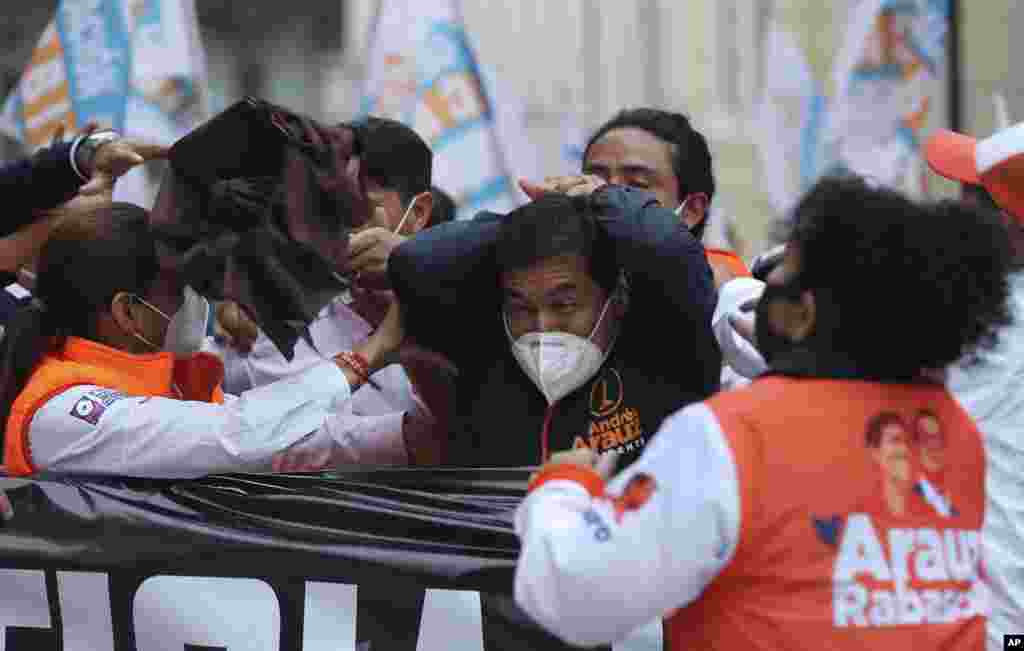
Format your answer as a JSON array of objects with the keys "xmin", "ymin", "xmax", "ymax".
[{"xmin": 924, "ymin": 123, "xmax": 1024, "ymax": 222}]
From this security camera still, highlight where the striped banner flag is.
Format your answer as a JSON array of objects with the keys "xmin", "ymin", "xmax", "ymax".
[
  {"xmin": 1, "ymin": 0, "xmax": 209, "ymax": 207},
  {"xmin": 359, "ymin": 0, "xmax": 524, "ymax": 219}
]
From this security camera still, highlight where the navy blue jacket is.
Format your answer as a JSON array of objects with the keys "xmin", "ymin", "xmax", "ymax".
[
  {"xmin": 390, "ymin": 185, "xmax": 721, "ymax": 469},
  {"xmin": 0, "ymin": 142, "xmax": 84, "ymax": 238}
]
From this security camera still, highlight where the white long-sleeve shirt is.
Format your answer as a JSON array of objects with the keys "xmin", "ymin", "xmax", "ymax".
[
  {"xmin": 948, "ymin": 270, "xmax": 1024, "ymax": 651},
  {"xmin": 214, "ymin": 294, "xmax": 427, "ymax": 465},
  {"xmin": 28, "ymin": 361, "xmax": 353, "ymax": 478},
  {"xmin": 514, "ymin": 403, "xmax": 740, "ymax": 648},
  {"xmin": 713, "ymin": 278, "xmax": 767, "ymax": 389}
]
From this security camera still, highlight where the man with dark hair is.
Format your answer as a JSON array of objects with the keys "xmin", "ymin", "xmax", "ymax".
[
  {"xmin": 581, "ymin": 108, "xmax": 754, "ymax": 391},
  {"xmin": 390, "ymin": 179, "xmax": 719, "ymax": 470},
  {"xmin": 515, "ymin": 176, "xmax": 1010, "ymax": 650},
  {"xmin": 344, "ymin": 117, "xmax": 435, "ymax": 287},
  {"xmin": 357, "ymin": 117, "xmax": 434, "ymax": 230},
  {"xmin": 390, "ymin": 178, "xmax": 717, "ymax": 651},
  {"xmin": 582, "ymin": 108, "xmax": 749, "ymax": 286},
  {"xmin": 924, "ymin": 122, "xmax": 1024, "ymax": 647}
]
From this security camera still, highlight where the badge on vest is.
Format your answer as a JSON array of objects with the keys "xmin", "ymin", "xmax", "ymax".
[{"xmin": 70, "ymin": 390, "xmax": 127, "ymax": 426}]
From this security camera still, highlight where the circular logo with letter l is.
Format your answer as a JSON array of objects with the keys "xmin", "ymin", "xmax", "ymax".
[{"xmin": 590, "ymin": 368, "xmax": 624, "ymax": 418}]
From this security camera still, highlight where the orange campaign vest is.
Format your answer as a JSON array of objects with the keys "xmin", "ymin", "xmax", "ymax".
[
  {"xmin": 665, "ymin": 376, "xmax": 986, "ymax": 650},
  {"xmin": 705, "ymin": 248, "xmax": 752, "ymax": 281},
  {"xmin": 4, "ymin": 337, "xmax": 225, "ymax": 477}
]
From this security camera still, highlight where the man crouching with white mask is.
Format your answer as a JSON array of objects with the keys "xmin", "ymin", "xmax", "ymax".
[{"xmin": 389, "ymin": 176, "xmax": 721, "ymax": 473}]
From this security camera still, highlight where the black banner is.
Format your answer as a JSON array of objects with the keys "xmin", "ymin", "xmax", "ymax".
[{"xmin": 0, "ymin": 469, "xmax": 659, "ymax": 650}]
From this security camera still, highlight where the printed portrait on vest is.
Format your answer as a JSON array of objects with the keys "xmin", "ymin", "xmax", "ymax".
[
  {"xmin": 913, "ymin": 409, "xmax": 957, "ymax": 517},
  {"xmin": 863, "ymin": 412, "xmax": 932, "ymax": 519}
]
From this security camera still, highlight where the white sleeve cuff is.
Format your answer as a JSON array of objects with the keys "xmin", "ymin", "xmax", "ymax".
[{"xmin": 322, "ymin": 410, "xmax": 409, "ymax": 465}]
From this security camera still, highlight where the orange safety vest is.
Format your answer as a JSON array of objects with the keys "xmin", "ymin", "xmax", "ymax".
[
  {"xmin": 666, "ymin": 376, "xmax": 985, "ymax": 650},
  {"xmin": 705, "ymin": 248, "xmax": 752, "ymax": 280},
  {"xmin": 4, "ymin": 337, "xmax": 225, "ymax": 477}
]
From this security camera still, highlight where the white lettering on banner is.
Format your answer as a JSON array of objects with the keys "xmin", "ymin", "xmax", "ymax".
[
  {"xmin": 133, "ymin": 576, "xmax": 280, "ymax": 651},
  {"xmin": 57, "ymin": 571, "xmax": 114, "ymax": 651},
  {"xmin": 0, "ymin": 569, "xmax": 51, "ymax": 651},
  {"xmin": 303, "ymin": 582, "xmax": 357, "ymax": 651},
  {"xmin": 416, "ymin": 589, "xmax": 484, "ymax": 651},
  {"xmin": 832, "ymin": 514, "xmax": 983, "ymax": 628},
  {"xmin": 0, "ymin": 573, "xmax": 640, "ymax": 650}
]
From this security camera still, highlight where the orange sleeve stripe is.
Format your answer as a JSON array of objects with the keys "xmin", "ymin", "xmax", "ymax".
[{"xmin": 528, "ymin": 464, "xmax": 607, "ymax": 497}]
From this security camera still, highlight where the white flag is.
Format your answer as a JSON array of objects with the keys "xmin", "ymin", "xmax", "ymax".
[
  {"xmin": 1, "ymin": 0, "xmax": 209, "ymax": 208},
  {"xmin": 753, "ymin": 24, "xmax": 825, "ymax": 217},
  {"xmin": 360, "ymin": 0, "xmax": 523, "ymax": 219},
  {"xmin": 479, "ymin": 62, "xmax": 541, "ymax": 198},
  {"xmin": 822, "ymin": 0, "xmax": 950, "ymax": 198}
]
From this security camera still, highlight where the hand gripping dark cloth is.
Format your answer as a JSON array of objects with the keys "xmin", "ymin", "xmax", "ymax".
[{"xmin": 149, "ymin": 97, "xmax": 372, "ymax": 360}]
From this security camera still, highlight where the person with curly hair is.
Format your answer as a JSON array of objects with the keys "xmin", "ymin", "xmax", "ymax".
[{"xmin": 514, "ymin": 176, "xmax": 1012, "ymax": 650}]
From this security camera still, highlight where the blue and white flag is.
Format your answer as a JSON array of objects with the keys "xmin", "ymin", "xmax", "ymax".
[
  {"xmin": 822, "ymin": 0, "xmax": 950, "ymax": 198},
  {"xmin": 360, "ymin": 0, "xmax": 523, "ymax": 220},
  {"xmin": 1, "ymin": 0, "xmax": 209, "ymax": 207}
]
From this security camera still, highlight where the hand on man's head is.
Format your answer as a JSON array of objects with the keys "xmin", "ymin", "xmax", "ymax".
[
  {"xmin": 519, "ymin": 175, "xmax": 607, "ymax": 201},
  {"xmin": 81, "ymin": 138, "xmax": 168, "ymax": 196},
  {"xmin": 348, "ymin": 227, "xmax": 407, "ymax": 289}
]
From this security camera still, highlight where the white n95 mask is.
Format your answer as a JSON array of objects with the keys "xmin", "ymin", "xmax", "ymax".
[
  {"xmin": 505, "ymin": 296, "xmax": 615, "ymax": 405},
  {"xmin": 156, "ymin": 285, "xmax": 210, "ymax": 355}
]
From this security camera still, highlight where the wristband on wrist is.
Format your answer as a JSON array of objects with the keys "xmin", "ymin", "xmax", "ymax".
[
  {"xmin": 336, "ymin": 351, "xmax": 379, "ymax": 390},
  {"xmin": 71, "ymin": 130, "xmax": 119, "ymax": 182},
  {"xmin": 69, "ymin": 134, "xmax": 90, "ymax": 182}
]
